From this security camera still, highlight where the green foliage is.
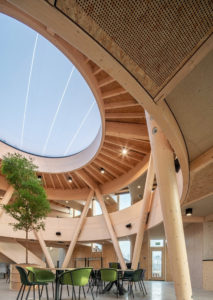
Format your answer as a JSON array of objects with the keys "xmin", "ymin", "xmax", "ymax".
[{"xmin": 2, "ymin": 153, "xmax": 50, "ymax": 233}]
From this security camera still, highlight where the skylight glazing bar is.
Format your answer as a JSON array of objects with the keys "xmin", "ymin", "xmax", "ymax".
[
  {"xmin": 42, "ymin": 66, "xmax": 75, "ymax": 155},
  {"xmin": 20, "ymin": 33, "xmax": 38, "ymax": 147}
]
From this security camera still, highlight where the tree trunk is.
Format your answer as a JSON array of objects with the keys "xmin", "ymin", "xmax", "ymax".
[{"xmin": 26, "ymin": 230, "xmax": 28, "ymax": 264}]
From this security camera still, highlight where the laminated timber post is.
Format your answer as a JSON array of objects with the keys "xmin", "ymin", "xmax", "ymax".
[
  {"xmin": 0, "ymin": 186, "xmax": 14, "ymax": 217},
  {"xmin": 146, "ymin": 112, "xmax": 193, "ymax": 300},
  {"xmin": 62, "ymin": 189, "xmax": 94, "ymax": 268},
  {"xmin": 34, "ymin": 230, "xmax": 54, "ymax": 268},
  {"xmin": 95, "ymin": 188, "xmax": 126, "ymax": 270},
  {"xmin": 131, "ymin": 156, "xmax": 154, "ymax": 270}
]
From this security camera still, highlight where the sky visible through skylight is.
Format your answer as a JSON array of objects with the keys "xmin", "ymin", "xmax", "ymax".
[{"xmin": 0, "ymin": 14, "xmax": 101, "ymax": 157}]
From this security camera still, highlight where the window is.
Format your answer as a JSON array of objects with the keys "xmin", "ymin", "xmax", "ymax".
[
  {"xmin": 92, "ymin": 243, "xmax": 102, "ymax": 252},
  {"xmin": 119, "ymin": 193, "xmax": 131, "ymax": 210},
  {"xmin": 150, "ymin": 240, "xmax": 164, "ymax": 247},
  {"xmin": 93, "ymin": 200, "xmax": 102, "ymax": 216},
  {"xmin": 74, "ymin": 209, "xmax": 81, "ymax": 217},
  {"xmin": 119, "ymin": 240, "xmax": 130, "ymax": 262}
]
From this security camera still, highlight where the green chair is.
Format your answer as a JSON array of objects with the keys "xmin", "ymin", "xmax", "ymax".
[
  {"xmin": 26, "ymin": 267, "xmax": 55, "ymax": 298},
  {"xmin": 16, "ymin": 266, "xmax": 48, "ymax": 300},
  {"xmin": 127, "ymin": 269, "xmax": 144, "ymax": 298},
  {"xmin": 59, "ymin": 267, "xmax": 93, "ymax": 300},
  {"xmin": 99, "ymin": 268, "xmax": 119, "ymax": 298},
  {"xmin": 108, "ymin": 262, "xmax": 121, "ymax": 269}
]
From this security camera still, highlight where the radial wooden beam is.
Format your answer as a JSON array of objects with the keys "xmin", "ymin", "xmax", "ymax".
[
  {"xmin": 76, "ymin": 169, "xmax": 98, "ymax": 190},
  {"xmin": 132, "ymin": 156, "xmax": 154, "ymax": 269},
  {"xmin": 101, "ymin": 148, "xmax": 135, "ymax": 168},
  {"xmin": 146, "ymin": 112, "xmax": 193, "ymax": 300},
  {"xmin": 104, "ymin": 99, "xmax": 137, "ymax": 109},
  {"xmin": 102, "ymin": 87, "xmax": 126, "ymax": 99},
  {"xmin": 103, "ymin": 143, "xmax": 144, "ymax": 162},
  {"xmin": 105, "ymin": 112, "xmax": 145, "ymax": 119},
  {"xmin": 94, "ymin": 159, "xmax": 121, "ymax": 177},
  {"xmin": 104, "ymin": 136, "xmax": 150, "ymax": 154},
  {"xmin": 98, "ymin": 76, "xmax": 115, "ymax": 88},
  {"xmin": 34, "ymin": 230, "xmax": 54, "ymax": 268},
  {"xmin": 105, "ymin": 122, "xmax": 149, "ymax": 140},
  {"xmin": 98, "ymin": 153, "xmax": 128, "ymax": 173},
  {"xmin": 95, "ymin": 188, "xmax": 126, "ymax": 270},
  {"xmin": 0, "ymin": 186, "xmax": 14, "ymax": 217},
  {"xmin": 62, "ymin": 190, "xmax": 94, "ymax": 268}
]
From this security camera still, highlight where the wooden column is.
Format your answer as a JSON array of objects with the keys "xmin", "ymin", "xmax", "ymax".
[
  {"xmin": 0, "ymin": 186, "xmax": 14, "ymax": 217},
  {"xmin": 146, "ymin": 112, "xmax": 193, "ymax": 300},
  {"xmin": 95, "ymin": 188, "xmax": 126, "ymax": 270},
  {"xmin": 62, "ymin": 190, "xmax": 94, "ymax": 268},
  {"xmin": 34, "ymin": 230, "xmax": 54, "ymax": 268},
  {"xmin": 132, "ymin": 156, "xmax": 154, "ymax": 269}
]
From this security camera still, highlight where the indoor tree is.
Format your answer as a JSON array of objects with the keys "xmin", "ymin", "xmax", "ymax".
[{"xmin": 1, "ymin": 153, "xmax": 50, "ymax": 264}]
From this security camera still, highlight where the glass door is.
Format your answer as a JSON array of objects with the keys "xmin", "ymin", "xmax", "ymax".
[{"xmin": 149, "ymin": 240, "xmax": 165, "ymax": 280}]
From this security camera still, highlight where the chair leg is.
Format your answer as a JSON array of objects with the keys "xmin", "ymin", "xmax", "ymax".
[
  {"xmin": 67, "ymin": 284, "xmax": 70, "ymax": 296},
  {"xmin": 38, "ymin": 286, "xmax": 41, "ymax": 300},
  {"xmin": 52, "ymin": 282, "xmax": 55, "ymax": 298},
  {"xmin": 40, "ymin": 285, "xmax": 44, "ymax": 298},
  {"xmin": 33, "ymin": 286, "xmax": 35, "ymax": 300},
  {"xmin": 16, "ymin": 284, "xmax": 23, "ymax": 300},
  {"xmin": 73, "ymin": 286, "xmax": 76, "ymax": 300},
  {"xmin": 116, "ymin": 280, "xmax": 119, "ymax": 298},
  {"xmin": 142, "ymin": 280, "xmax": 147, "ymax": 294},
  {"xmin": 60, "ymin": 285, "xmax": 63, "ymax": 300},
  {"xmin": 79, "ymin": 286, "xmax": 81, "ymax": 300},
  {"xmin": 25, "ymin": 286, "xmax": 31, "ymax": 300},
  {"xmin": 20, "ymin": 285, "xmax": 26, "ymax": 300},
  {"xmin": 82, "ymin": 286, "xmax": 86, "ymax": 298},
  {"xmin": 45, "ymin": 285, "xmax": 49, "ymax": 300}
]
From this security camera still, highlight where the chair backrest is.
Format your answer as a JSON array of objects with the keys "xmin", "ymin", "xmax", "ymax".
[
  {"xmin": 109, "ymin": 262, "xmax": 121, "ymax": 269},
  {"xmin": 132, "ymin": 269, "xmax": 143, "ymax": 282},
  {"xmin": 141, "ymin": 269, "xmax": 146, "ymax": 280},
  {"xmin": 60, "ymin": 268, "xmax": 92, "ymax": 286},
  {"xmin": 16, "ymin": 266, "xmax": 31, "ymax": 285},
  {"xmin": 26, "ymin": 267, "xmax": 55, "ymax": 281},
  {"xmin": 126, "ymin": 262, "xmax": 132, "ymax": 269},
  {"xmin": 100, "ymin": 268, "xmax": 117, "ymax": 282}
]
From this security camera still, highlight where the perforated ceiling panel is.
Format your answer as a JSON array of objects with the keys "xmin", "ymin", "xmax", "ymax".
[{"xmin": 73, "ymin": 0, "xmax": 213, "ymax": 87}]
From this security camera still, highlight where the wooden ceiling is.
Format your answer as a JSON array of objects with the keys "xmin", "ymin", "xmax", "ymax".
[{"xmin": 28, "ymin": 58, "xmax": 150, "ymax": 192}]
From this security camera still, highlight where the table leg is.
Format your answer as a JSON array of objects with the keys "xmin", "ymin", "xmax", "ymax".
[{"xmin": 55, "ymin": 270, "xmax": 60, "ymax": 300}]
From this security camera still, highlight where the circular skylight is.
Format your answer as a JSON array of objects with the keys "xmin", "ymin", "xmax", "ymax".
[{"xmin": 0, "ymin": 14, "xmax": 101, "ymax": 158}]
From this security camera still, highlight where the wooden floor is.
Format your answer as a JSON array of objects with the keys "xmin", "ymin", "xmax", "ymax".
[{"xmin": 1, "ymin": 280, "xmax": 213, "ymax": 300}]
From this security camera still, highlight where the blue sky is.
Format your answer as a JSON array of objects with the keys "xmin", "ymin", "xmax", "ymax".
[{"xmin": 0, "ymin": 13, "xmax": 101, "ymax": 157}]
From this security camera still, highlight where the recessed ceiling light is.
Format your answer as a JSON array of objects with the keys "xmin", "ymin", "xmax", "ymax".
[
  {"xmin": 100, "ymin": 168, "xmax": 105, "ymax": 174},
  {"xmin": 122, "ymin": 147, "xmax": 128, "ymax": 155},
  {"xmin": 68, "ymin": 176, "xmax": 72, "ymax": 183},
  {"xmin": 137, "ymin": 185, "xmax": 141, "ymax": 189}
]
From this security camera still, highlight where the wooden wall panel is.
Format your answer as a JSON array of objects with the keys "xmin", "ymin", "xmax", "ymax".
[{"xmin": 184, "ymin": 223, "xmax": 203, "ymax": 288}]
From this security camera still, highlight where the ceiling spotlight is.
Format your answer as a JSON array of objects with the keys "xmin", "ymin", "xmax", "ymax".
[
  {"xmin": 137, "ymin": 185, "xmax": 141, "ymax": 189},
  {"xmin": 68, "ymin": 176, "xmax": 72, "ymax": 183},
  {"xmin": 122, "ymin": 147, "xmax": 128, "ymax": 155},
  {"xmin": 100, "ymin": 168, "xmax": 105, "ymax": 174},
  {"xmin": 185, "ymin": 208, "xmax": 193, "ymax": 216},
  {"xmin": 66, "ymin": 200, "xmax": 69, "ymax": 204}
]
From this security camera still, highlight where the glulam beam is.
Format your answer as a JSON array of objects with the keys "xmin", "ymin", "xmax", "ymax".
[
  {"xmin": 105, "ymin": 122, "xmax": 149, "ymax": 140},
  {"xmin": 132, "ymin": 156, "xmax": 154, "ymax": 269},
  {"xmin": 62, "ymin": 190, "xmax": 94, "ymax": 268},
  {"xmin": 146, "ymin": 112, "xmax": 193, "ymax": 300},
  {"xmin": 95, "ymin": 188, "xmax": 126, "ymax": 270}
]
